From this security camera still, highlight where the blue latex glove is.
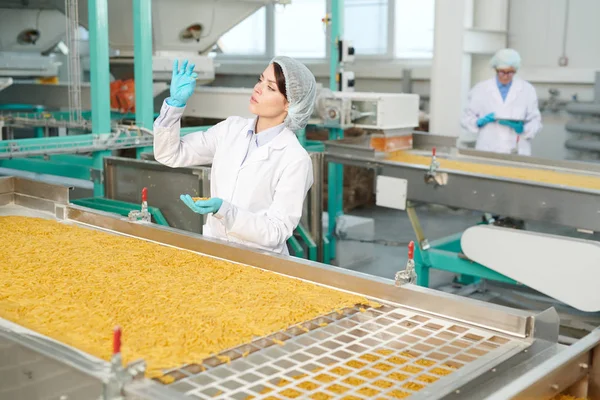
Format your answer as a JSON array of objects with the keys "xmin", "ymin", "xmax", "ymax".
[
  {"xmin": 166, "ymin": 59, "xmax": 198, "ymax": 108},
  {"xmin": 476, "ymin": 112, "xmax": 495, "ymax": 128},
  {"xmin": 498, "ymin": 120, "xmax": 524, "ymax": 134},
  {"xmin": 180, "ymin": 194, "xmax": 223, "ymax": 215}
]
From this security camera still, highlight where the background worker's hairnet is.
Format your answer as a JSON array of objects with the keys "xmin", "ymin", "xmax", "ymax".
[
  {"xmin": 490, "ymin": 48, "xmax": 521, "ymax": 70},
  {"xmin": 271, "ymin": 56, "xmax": 317, "ymax": 132}
]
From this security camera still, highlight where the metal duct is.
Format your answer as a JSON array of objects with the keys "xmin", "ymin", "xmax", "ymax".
[
  {"xmin": 565, "ymin": 121, "xmax": 600, "ymax": 136},
  {"xmin": 566, "ymin": 102, "xmax": 600, "ymax": 116}
]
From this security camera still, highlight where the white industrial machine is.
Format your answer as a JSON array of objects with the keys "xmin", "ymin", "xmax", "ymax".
[{"xmin": 0, "ymin": 0, "xmax": 287, "ymax": 86}]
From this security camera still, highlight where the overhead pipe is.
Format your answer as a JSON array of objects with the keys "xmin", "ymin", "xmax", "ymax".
[
  {"xmin": 565, "ymin": 102, "xmax": 600, "ymax": 116},
  {"xmin": 564, "ymin": 139, "xmax": 600, "ymax": 153},
  {"xmin": 565, "ymin": 121, "xmax": 600, "ymax": 136}
]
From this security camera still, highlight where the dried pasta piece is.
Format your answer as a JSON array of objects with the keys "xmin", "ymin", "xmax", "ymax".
[
  {"xmin": 372, "ymin": 379, "xmax": 394, "ymax": 389},
  {"xmin": 401, "ymin": 365, "xmax": 423, "ymax": 374},
  {"xmin": 388, "ymin": 372, "xmax": 409, "ymax": 381},
  {"xmin": 327, "ymin": 384, "xmax": 350, "ymax": 394},
  {"xmin": 342, "ymin": 377, "xmax": 366, "ymax": 386},
  {"xmin": 280, "ymin": 389, "xmax": 302, "ymax": 398},
  {"xmin": 372, "ymin": 363, "xmax": 394, "ymax": 372},
  {"xmin": 389, "ymin": 390, "xmax": 411, "ymax": 399},
  {"xmin": 192, "ymin": 197, "xmax": 209, "ymax": 201},
  {"xmin": 375, "ymin": 349, "xmax": 394, "ymax": 356},
  {"xmin": 310, "ymin": 393, "xmax": 333, "ymax": 400},
  {"xmin": 430, "ymin": 367, "xmax": 453, "ymax": 376},
  {"xmin": 358, "ymin": 370, "xmax": 380, "ymax": 379},
  {"xmin": 346, "ymin": 360, "xmax": 367, "ymax": 369},
  {"xmin": 417, "ymin": 374, "xmax": 439, "ymax": 383},
  {"xmin": 242, "ymin": 351, "xmax": 250, "ymax": 358},
  {"xmin": 403, "ymin": 382, "xmax": 425, "ymax": 391},
  {"xmin": 387, "ymin": 356, "xmax": 408, "ymax": 365},
  {"xmin": 359, "ymin": 354, "xmax": 381, "ymax": 362},
  {"xmin": 341, "ymin": 396, "xmax": 363, "ymax": 400},
  {"xmin": 357, "ymin": 387, "xmax": 380, "ymax": 397},
  {"xmin": 297, "ymin": 381, "xmax": 319, "ymax": 391},
  {"xmin": 415, "ymin": 358, "xmax": 436, "ymax": 367},
  {"xmin": 273, "ymin": 339, "xmax": 285, "ymax": 346},
  {"xmin": 155, "ymin": 375, "xmax": 175, "ymax": 384},
  {"xmin": 399, "ymin": 351, "xmax": 416, "ymax": 358},
  {"xmin": 330, "ymin": 367, "xmax": 352, "ymax": 376},
  {"xmin": 319, "ymin": 322, "xmax": 329, "ymax": 327},
  {"xmin": 216, "ymin": 355, "xmax": 231, "ymax": 364},
  {"xmin": 314, "ymin": 374, "xmax": 336, "ymax": 383}
]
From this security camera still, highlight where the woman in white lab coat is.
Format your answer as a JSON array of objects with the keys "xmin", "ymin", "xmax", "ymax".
[
  {"xmin": 461, "ymin": 48, "xmax": 542, "ymax": 156},
  {"xmin": 152, "ymin": 56, "xmax": 317, "ymax": 254}
]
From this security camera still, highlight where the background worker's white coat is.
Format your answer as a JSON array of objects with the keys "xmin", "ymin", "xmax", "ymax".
[
  {"xmin": 461, "ymin": 77, "xmax": 542, "ymax": 155},
  {"xmin": 152, "ymin": 102, "xmax": 313, "ymax": 255}
]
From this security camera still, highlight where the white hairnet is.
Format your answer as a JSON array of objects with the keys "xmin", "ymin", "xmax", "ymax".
[
  {"xmin": 490, "ymin": 48, "xmax": 521, "ymax": 70},
  {"xmin": 271, "ymin": 56, "xmax": 317, "ymax": 132}
]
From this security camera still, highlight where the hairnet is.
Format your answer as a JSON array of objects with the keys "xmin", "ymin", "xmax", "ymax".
[
  {"xmin": 490, "ymin": 48, "xmax": 521, "ymax": 70},
  {"xmin": 271, "ymin": 56, "xmax": 317, "ymax": 132}
]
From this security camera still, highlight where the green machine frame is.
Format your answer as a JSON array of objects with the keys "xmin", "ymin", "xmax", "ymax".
[{"xmin": 404, "ymin": 203, "xmax": 517, "ymax": 288}]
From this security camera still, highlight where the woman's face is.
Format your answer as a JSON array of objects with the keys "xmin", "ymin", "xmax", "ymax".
[{"xmin": 249, "ymin": 63, "xmax": 288, "ymax": 121}]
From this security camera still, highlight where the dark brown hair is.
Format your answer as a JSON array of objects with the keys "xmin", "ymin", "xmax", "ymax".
[{"xmin": 273, "ymin": 63, "xmax": 288, "ymax": 101}]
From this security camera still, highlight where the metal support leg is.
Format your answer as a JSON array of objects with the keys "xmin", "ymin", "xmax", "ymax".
[
  {"xmin": 88, "ymin": 0, "xmax": 111, "ymax": 135},
  {"xmin": 133, "ymin": 0, "xmax": 154, "ymax": 158},
  {"xmin": 92, "ymin": 150, "xmax": 111, "ymax": 197}
]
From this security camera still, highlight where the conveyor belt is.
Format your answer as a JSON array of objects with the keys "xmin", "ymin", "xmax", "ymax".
[
  {"xmin": 2, "ymin": 176, "xmax": 599, "ymax": 400},
  {"xmin": 386, "ymin": 151, "xmax": 600, "ymax": 191},
  {"xmin": 324, "ymin": 134, "xmax": 600, "ymax": 232}
]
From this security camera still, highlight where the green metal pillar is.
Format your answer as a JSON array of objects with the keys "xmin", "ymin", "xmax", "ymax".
[
  {"xmin": 327, "ymin": 0, "xmax": 344, "ymax": 261},
  {"xmin": 88, "ymin": 0, "xmax": 111, "ymax": 134},
  {"xmin": 133, "ymin": 0, "xmax": 154, "ymax": 159},
  {"xmin": 88, "ymin": 0, "xmax": 111, "ymax": 196}
]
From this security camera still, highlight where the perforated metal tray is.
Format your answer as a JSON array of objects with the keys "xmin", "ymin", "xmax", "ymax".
[{"xmin": 157, "ymin": 303, "xmax": 528, "ymax": 399}]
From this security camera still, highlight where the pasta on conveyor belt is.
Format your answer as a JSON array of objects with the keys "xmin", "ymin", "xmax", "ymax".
[
  {"xmin": 387, "ymin": 151, "xmax": 600, "ymax": 191},
  {"xmin": 0, "ymin": 216, "xmax": 376, "ymax": 377}
]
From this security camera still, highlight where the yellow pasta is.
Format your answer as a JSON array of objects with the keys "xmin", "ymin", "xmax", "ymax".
[
  {"xmin": 359, "ymin": 353, "xmax": 381, "ymax": 362},
  {"xmin": 372, "ymin": 379, "xmax": 394, "ymax": 389},
  {"xmin": 280, "ymin": 388, "xmax": 302, "ymax": 398},
  {"xmin": 389, "ymin": 390, "xmax": 411, "ymax": 399},
  {"xmin": 0, "ymin": 216, "xmax": 376, "ymax": 378},
  {"xmin": 415, "ymin": 359, "xmax": 436, "ymax": 367},
  {"xmin": 345, "ymin": 360, "xmax": 367, "ymax": 369},
  {"xmin": 297, "ymin": 381, "xmax": 319, "ymax": 391},
  {"xmin": 310, "ymin": 393, "xmax": 333, "ymax": 400},
  {"xmin": 403, "ymin": 382, "xmax": 425, "ymax": 391},
  {"xmin": 386, "ymin": 151, "xmax": 600, "ymax": 191},
  {"xmin": 273, "ymin": 339, "xmax": 285, "ymax": 346},
  {"xmin": 357, "ymin": 387, "xmax": 380, "ymax": 396},
  {"xmin": 430, "ymin": 367, "xmax": 453, "ymax": 376}
]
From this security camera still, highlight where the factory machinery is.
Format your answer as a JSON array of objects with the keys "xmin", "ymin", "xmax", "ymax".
[
  {"xmin": 2, "ymin": 175, "xmax": 600, "ymax": 400},
  {"xmin": 324, "ymin": 125, "xmax": 600, "ymax": 317}
]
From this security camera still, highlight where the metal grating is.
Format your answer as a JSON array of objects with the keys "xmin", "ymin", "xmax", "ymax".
[{"xmin": 156, "ymin": 303, "xmax": 529, "ymax": 399}]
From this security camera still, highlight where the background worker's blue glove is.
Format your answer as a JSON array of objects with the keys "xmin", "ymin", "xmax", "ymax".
[
  {"xmin": 476, "ymin": 112, "xmax": 496, "ymax": 128},
  {"xmin": 166, "ymin": 59, "xmax": 198, "ymax": 108},
  {"xmin": 498, "ymin": 120, "xmax": 524, "ymax": 134},
  {"xmin": 180, "ymin": 194, "xmax": 223, "ymax": 215}
]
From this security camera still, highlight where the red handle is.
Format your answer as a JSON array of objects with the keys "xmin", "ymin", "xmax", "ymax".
[
  {"xmin": 141, "ymin": 187, "xmax": 148, "ymax": 202},
  {"xmin": 408, "ymin": 241, "xmax": 415, "ymax": 260},
  {"xmin": 113, "ymin": 326, "xmax": 122, "ymax": 355}
]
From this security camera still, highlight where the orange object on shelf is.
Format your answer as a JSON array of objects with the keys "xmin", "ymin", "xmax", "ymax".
[
  {"xmin": 370, "ymin": 134, "xmax": 413, "ymax": 152},
  {"xmin": 110, "ymin": 79, "xmax": 136, "ymax": 113}
]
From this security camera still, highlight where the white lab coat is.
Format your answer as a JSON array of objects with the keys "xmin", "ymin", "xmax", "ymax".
[
  {"xmin": 461, "ymin": 77, "xmax": 542, "ymax": 155},
  {"xmin": 152, "ymin": 101, "xmax": 313, "ymax": 255}
]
